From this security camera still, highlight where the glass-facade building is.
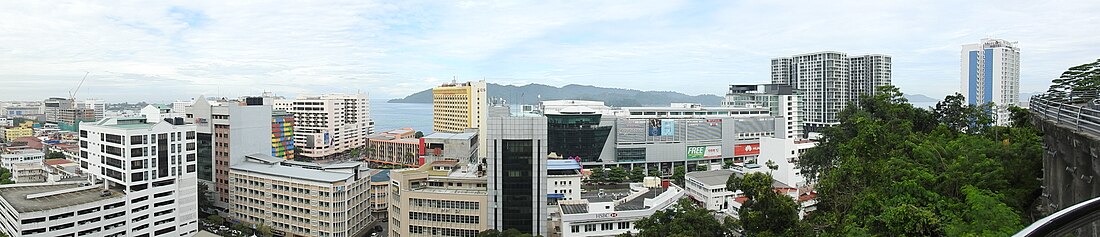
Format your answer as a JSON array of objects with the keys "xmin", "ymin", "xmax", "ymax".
[{"xmin": 546, "ymin": 114, "xmax": 611, "ymax": 163}]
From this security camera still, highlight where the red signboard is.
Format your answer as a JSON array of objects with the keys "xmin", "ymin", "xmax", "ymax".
[{"xmin": 734, "ymin": 143, "xmax": 760, "ymax": 156}]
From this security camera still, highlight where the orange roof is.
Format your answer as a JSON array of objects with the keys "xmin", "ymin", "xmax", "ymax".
[{"xmin": 45, "ymin": 159, "xmax": 74, "ymax": 166}]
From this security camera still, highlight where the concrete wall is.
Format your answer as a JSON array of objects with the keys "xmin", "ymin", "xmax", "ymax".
[{"xmin": 1035, "ymin": 115, "xmax": 1100, "ymax": 234}]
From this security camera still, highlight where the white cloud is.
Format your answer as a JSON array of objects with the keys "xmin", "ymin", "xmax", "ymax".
[{"xmin": 1, "ymin": 0, "xmax": 1099, "ymax": 103}]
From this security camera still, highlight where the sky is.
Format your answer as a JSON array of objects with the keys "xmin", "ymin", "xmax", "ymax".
[{"xmin": 1, "ymin": 0, "xmax": 1099, "ymax": 103}]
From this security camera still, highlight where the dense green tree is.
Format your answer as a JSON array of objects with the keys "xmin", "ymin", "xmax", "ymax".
[
  {"xmin": 629, "ymin": 167, "xmax": 646, "ymax": 182},
  {"xmin": 672, "ymin": 166, "xmax": 686, "ymax": 186},
  {"xmin": 206, "ymin": 215, "xmax": 224, "ymax": 226},
  {"xmin": 608, "ymin": 166, "xmax": 629, "ymax": 183},
  {"xmin": 727, "ymin": 173, "xmax": 799, "ymax": 236},
  {"xmin": 797, "ymin": 85, "xmax": 1042, "ymax": 236},
  {"xmin": 477, "ymin": 229, "xmax": 535, "ymax": 237},
  {"xmin": 0, "ymin": 167, "xmax": 13, "ymax": 184},
  {"xmin": 415, "ymin": 131, "xmax": 425, "ymax": 138},
  {"xmin": 633, "ymin": 199, "xmax": 732, "ymax": 237},
  {"xmin": 197, "ymin": 182, "xmax": 214, "ymax": 211},
  {"xmin": 1045, "ymin": 58, "xmax": 1100, "ymax": 103},
  {"xmin": 945, "ymin": 185, "xmax": 1024, "ymax": 237},
  {"xmin": 587, "ymin": 168, "xmax": 606, "ymax": 184},
  {"xmin": 1008, "ymin": 106, "xmax": 1032, "ymax": 129},
  {"xmin": 647, "ymin": 168, "xmax": 661, "ymax": 177}
]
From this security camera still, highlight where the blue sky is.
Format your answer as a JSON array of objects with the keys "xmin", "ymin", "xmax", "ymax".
[{"xmin": 1, "ymin": 0, "xmax": 1099, "ymax": 103}]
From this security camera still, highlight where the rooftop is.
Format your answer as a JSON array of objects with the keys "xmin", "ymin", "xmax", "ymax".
[
  {"xmin": 232, "ymin": 161, "xmax": 356, "ymax": 183},
  {"xmin": 617, "ymin": 187, "xmax": 667, "ymax": 211},
  {"xmin": 0, "ymin": 183, "xmax": 123, "ymax": 213},
  {"xmin": 547, "ymin": 159, "xmax": 581, "ymax": 171},
  {"xmin": 686, "ymin": 170, "xmax": 739, "ymax": 186},
  {"xmin": 423, "ymin": 131, "xmax": 477, "ymax": 140},
  {"xmin": 370, "ymin": 170, "xmax": 391, "ymax": 182}
]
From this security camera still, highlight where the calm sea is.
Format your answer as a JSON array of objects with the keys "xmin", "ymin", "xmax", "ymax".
[{"xmin": 371, "ymin": 100, "xmax": 434, "ymax": 133}]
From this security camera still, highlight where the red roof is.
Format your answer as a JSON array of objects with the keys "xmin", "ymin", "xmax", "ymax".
[
  {"xmin": 45, "ymin": 159, "xmax": 73, "ymax": 166},
  {"xmin": 13, "ymin": 137, "xmax": 43, "ymax": 149},
  {"xmin": 799, "ymin": 192, "xmax": 818, "ymax": 202}
]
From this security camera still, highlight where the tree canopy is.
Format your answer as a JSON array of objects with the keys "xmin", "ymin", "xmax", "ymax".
[
  {"xmin": 632, "ymin": 199, "xmax": 735, "ymax": 237},
  {"xmin": 797, "ymin": 85, "xmax": 1041, "ymax": 236},
  {"xmin": 1045, "ymin": 58, "xmax": 1100, "ymax": 103}
]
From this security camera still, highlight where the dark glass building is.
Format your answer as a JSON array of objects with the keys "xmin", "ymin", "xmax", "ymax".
[{"xmin": 546, "ymin": 113, "xmax": 611, "ymax": 162}]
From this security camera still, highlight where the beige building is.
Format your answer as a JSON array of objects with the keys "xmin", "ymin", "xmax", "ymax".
[
  {"xmin": 367, "ymin": 128, "xmax": 421, "ymax": 167},
  {"xmin": 230, "ymin": 154, "xmax": 373, "ymax": 237},
  {"xmin": 370, "ymin": 170, "xmax": 391, "ymax": 221},
  {"xmin": 432, "ymin": 81, "xmax": 487, "ymax": 158},
  {"xmin": 277, "ymin": 93, "xmax": 374, "ymax": 159},
  {"xmin": 389, "ymin": 160, "xmax": 489, "ymax": 237}
]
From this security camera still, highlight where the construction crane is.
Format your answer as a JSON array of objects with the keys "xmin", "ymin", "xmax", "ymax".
[{"xmin": 69, "ymin": 71, "xmax": 90, "ymax": 101}]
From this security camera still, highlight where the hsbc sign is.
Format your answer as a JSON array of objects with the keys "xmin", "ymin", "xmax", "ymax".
[
  {"xmin": 734, "ymin": 143, "xmax": 760, "ymax": 156},
  {"xmin": 595, "ymin": 213, "xmax": 619, "ymax": 218}
]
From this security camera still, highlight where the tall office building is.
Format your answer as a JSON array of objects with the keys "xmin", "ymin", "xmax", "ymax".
[
  {"xmin": 432, "ymin": 81, "xmax": 488, "ymax": 159},
  {"xmin": 43, "ymin": 97, "xmax": 74, "ymax": 124},
  {"xmin": 80, "ymin": 117, "xmax": 198, "ymax": 236},
  {"xmin": 278, "ymin": 93, "xmax": 374, "ymax": 159},
  {"xmin": 961, "ymin": 38, "xmax": 1021, "ymax": 126},
  {"xmin": 486, "ymin": 116, "xmax": 548, "ymax": 236},
  {"xmin": 723, "ymin": 84, "xmax": 803, "ymax": 139},
  {"xmin": 186, "ymin": 96, "xmax": 272, "ymax": 211},
  {"xmin": 771, "ymin": 52, "xmax": 891, "ymax": 132},
  {"xmin": 271, "ymin": 110, "xmax": 295, "ymax": 160}
]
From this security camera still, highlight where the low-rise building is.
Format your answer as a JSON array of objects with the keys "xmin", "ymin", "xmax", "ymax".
[
  {"xmin": 366, "ymin": 128, "xmax": 420, "ymax": 167},
  {"xmin": 389, "ymin": 160, "xmax": 489, "ymax": 237},
  {"xmin": 555, "ymin": 182, "xmax": 685, "ymax": 237},
  {"xmin": 229, "ymin": 154, "xmax": 373, "ymax": 237},
  {"xmin": 2, "ymin": 126, "xmax": 34, "ymax": 142},
  {"xmin": 548, "ymin": 158, "xmax": 583, "ymax": 202},
  {"xmin": 370, "ymin": 170, "xmax": 390, "ymax": 221},
  {"xmin": 420, "ymin": 130, "xmax": 479, "ymax": 164},
  {"xmin": 10, "ymin": 162, "xmax": 47, "ymax": 183},
  {"xmin": 685, "ymin": 170, "xmax": 738, "ymax": 211},
  {"xmin": 1, "ymin": 150, "xmax": 44, "ymax": 170}
]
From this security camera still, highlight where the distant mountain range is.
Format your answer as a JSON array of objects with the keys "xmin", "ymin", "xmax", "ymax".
[
  {"xmin": 904, "ymin": 94, "xmax": 938, "ymax": 103},
  {"xmin": 388, "ymin": 83, "xmax": 723, "ymax": 107}
]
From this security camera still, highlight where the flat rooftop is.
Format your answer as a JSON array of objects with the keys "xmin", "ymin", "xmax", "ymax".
[
  {"xmin": 616, "ymin": 187, "xmax": 666, "ymax": 211},
  {"xmin": 0, "ymin": 183, "xmax": 123, "ymax": 213},
  {"xmin": 686, "ymin": 170, "xmax": 739, "ymax": 187}
]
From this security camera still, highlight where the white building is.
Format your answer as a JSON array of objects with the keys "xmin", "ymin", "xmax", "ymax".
[
  {"xmin": 547, "ymin": 158, "xmax": 583, "ymax": 202},
  {"xmin": 80, "ymin": 117, "xmax": 200, "ymax": 236},
  {"xmin": 277, "ymin": 93, "xmax": 374, "ymax": 158},
  {"xmin": 771, "ymin": 52, "xmax": 891, "ymax": 133},
  {"xmin": 961, "ymin": 38, "xmax": 1021, "ymax": 126},
  {"xmin": 723, "ymin": 84, "xmax": 803, "ymax": 139},
  {"xmin": 685, "ymin": 170, "xmax": 738, "ymax": 212},
  {"xmin": 556, "ymin": 183, "xmax": 684, "ymax": 237},
  {"xmin": 540, "ymin": 100, "xmax": 614, "ymax": 115},
  {"xmin": 0, "ymin": 117, "xmax": 199, "ymax": 237},
  {"xmin": 1, "ymin": 150, "xmax": 44, "ymax": 170},
  {"xmin": 756, "ymin": 137, "xmax": 816, "ymax": 189}
]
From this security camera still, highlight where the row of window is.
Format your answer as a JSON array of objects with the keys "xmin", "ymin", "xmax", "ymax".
[{"xmin": 570, "ymin": 222, "xmax": 632, "ymax": 233}]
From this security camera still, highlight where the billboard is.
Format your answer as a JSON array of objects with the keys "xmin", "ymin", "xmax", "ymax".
[
  {"xmin": 648, "ymin": 119, "xmax": 675, "ymax": 136},
  {"xmin": 688, "ymin": 145, "xmax": 721, "ymax": 159},
  {"xmin": 734, "ymin": 143, "xmax": 761, "ymax": 156}
]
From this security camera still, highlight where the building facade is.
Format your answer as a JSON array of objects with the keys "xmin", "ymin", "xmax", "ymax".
[
  {"xmin": 555, "ymin": 183, "xmax": 684, "ymax": 237},
  {"xmin": 723, "ymin": 84, "xmax": 803, "ymax": 139},
  {"xmin": 229, "ymin": 154, "xmax": 373, "ymax": 237},
  {"xmin": 271, "ymin": 110, "xmax": 296, "ymax": 160},
  {"xmin": 366, "ymin": 128, "xmax": 421, "ymax": 167},
  {"xmin": 546, "ymin": 107, "xmax": 612, "ymax": 163},
  {"xmin": 962, "ymin": 38, "xmax": 1021, "ymax": 126},
  {"xmin": 369, "ymin": 170, "xmax": 390, "ymax": 221},
  {"xmin": 79, "ymin": 117, "xmax": 199, "ymax": 236},
  {"xmin": 186, "ymin": 97, "xmax": 273, "ymax": 210},
  {"xmin": 685, "ymin": 170, "xmax": 738, "ymax": 211},
  {"xmin": 547, "ymin": 159, "xmax": 583, "ymax": 202},
  {"xmin": 486, "ymin": 116, "xmax": 548, "ymax": 236},
  {"xmin": 389, "ymin": 161, "xmax": 489, "ymax": 237},
  {"xmin": 58, "ymin": 108, "xmax": 98, "ymax": 132},
  {"xmin": 279, "ymin": 93, "xmax": 374, "ymax": 159},
  {"xmin": 771, "ymin": 51, "xmax": 892, "ymax": 132},
  {"xmin": 43, "ymin": 98, "xmax": 74, "ymax": 124},
  {"xmin": 1, "ymin": 150, "xmax": 44, "ymax": 170},
  {"xmin": 432, "ymin": 81, "xmax": 488, "ymax": 159},
  {"xmin": 420, "ymin": 130, "xmax": 479, "ymax": 165},
  {"xmin": 1, "ymin": 126, "xmax": 33, "ymax": 142}
]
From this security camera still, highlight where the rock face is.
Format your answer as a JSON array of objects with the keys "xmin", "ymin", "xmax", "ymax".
[{"xmin": 1034, "ymin": 107, "xmax": 1100, "ymax": 234}]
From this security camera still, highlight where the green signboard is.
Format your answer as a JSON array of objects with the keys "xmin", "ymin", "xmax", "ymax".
[{"xmin": 687, "ymin": 146, "xmax": 706, "ymax": 159}]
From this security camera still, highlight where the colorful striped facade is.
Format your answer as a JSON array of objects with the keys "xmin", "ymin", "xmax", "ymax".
[{"xmin": 272, "ymin": 111, "xmax": 296, "ymax": 159}]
